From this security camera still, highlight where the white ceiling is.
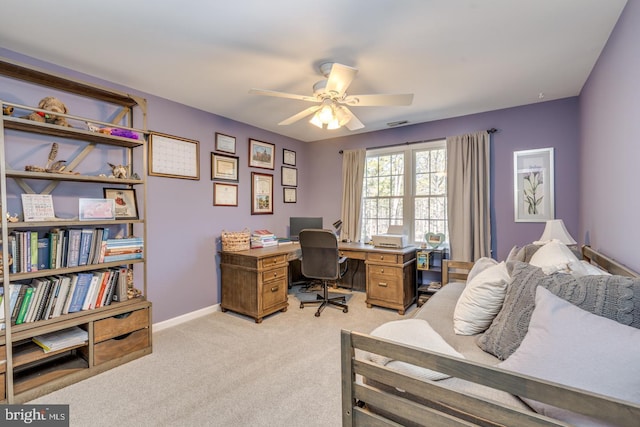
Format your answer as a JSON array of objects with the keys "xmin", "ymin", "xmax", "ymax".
[{"xmin": 0, "ymin": 0, "xmax": 627, "ymax": 142}]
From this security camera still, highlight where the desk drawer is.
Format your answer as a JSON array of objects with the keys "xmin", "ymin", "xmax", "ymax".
[
  {"xmin": 339, "ymin": 250, "xmax": 366, "ymax": 260},
  {"xmin": 261, "ymin": 266, "xmax": 287, "ymax": 283},
  {"xmin": 94, "ymin": 308, "xmax": 150, "ymax": 343},
  {"xmin": 366, "ymin": 253, "xmax": 401, "ymax": 265},
  {"xmin": 93, "ymin": 328, "xmax": 150, "ymax": 366},
  {"xmin": 259, "ymin": 255, "xmax": 287, "ymax": 269},
  {"xmin": 367, "ymin": 271, "xmax": 402, "ymax": 302},
  {"xmin": 262, "ymin": 278, "xmax": 287, "ymax": 311}
]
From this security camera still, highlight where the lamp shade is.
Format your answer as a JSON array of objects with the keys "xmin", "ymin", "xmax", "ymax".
[{"xmin": 538, "ymin": 219, "xmax": 576, "ymax": 245}]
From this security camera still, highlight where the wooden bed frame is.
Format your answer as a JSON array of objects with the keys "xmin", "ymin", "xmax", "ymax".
[{"xmin": 341, "ymin": 245, "xmax": 640, "ymax": 426}]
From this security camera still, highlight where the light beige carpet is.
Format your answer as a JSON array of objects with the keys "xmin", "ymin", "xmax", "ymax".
[{"xmin": 31, "ymin": 288, "xmax": 412, "ymax": 426}]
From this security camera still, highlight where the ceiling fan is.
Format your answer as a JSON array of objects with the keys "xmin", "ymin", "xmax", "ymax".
[{"xmin": 249, "ymin": 62, "xmax": 414, "ymax": 131}]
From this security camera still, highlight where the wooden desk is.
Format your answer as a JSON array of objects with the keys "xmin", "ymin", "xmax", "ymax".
[{"xmin": 219, "ymin": 243, "xmax": 416, "ymax": 322}]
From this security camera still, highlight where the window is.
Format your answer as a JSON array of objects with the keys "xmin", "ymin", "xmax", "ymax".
[{"xmin": 361, "ymin": 141, "xmax": 447, "ymax": 244}]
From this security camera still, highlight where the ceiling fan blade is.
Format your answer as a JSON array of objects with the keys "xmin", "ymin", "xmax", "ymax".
[
  {"xmin": 341, "ymin": 107, "xmax": 365, "ymax": 131},
  {"xmin": 342, "ymin": 93, "xmax": 414, "ymax": 107},
  {"xmin": 278, "ymin": 105, "xmax": 321, "ymax": 126},
  {"xmin": 325, "ymin": 63, "xmax": 358, "ymax": 97},
  {"xmin": 249, "ymin": 88, "xmax": 317, "ymax": 102}
]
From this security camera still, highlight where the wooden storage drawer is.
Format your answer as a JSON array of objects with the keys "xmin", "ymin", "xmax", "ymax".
[
  {"xmin": 93, "ymin": 328, "xmax": 150, "ymax": 366},
  {"xmin": 339, "ymin": 250, "xmax": 366, "ymax": 260},
  {"xmin": 367, "ymin": 270, "xmax": 402, "ymax": 302},
  {"xmin": 0, "ymin": 373, "xmax": 4, "ymax": 401},
  {"xmin": 259, "ymin": 254, "xmax": 287, "ymax": 269},
  {"xmin": 366, "ymin": 253, "xmax": 401, "ymax": 264},
  {"xmin": 94, "ymin": 308, "xmax": 150, "ymax": 343},
  {"xmin": 262, "ymin": 278, "xmax": 287, "ymax": 311},
  {"xmin": 261, "ymin": 266, "xmax": 287, "ymax": 283}
]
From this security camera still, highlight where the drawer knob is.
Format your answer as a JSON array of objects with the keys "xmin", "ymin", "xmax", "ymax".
[
  {"xmin": 271, "ymin": 286, "xmax": 279, "ymax": 292},
  {"xmin": 273, "ymin": 272, "xmax": 278, "ymax": 277},
  {"xmin": 380, "ymin": 255, "xmax": 384, "ymax": 260},
  {"xmin": 378, "ymin": 282, "xmax": 388, "ymax": 287},
  {"xmin": 380, "ymin": 268, "xmax": 384, "ymax": 273}
]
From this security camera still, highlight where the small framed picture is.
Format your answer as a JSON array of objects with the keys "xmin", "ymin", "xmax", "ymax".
[
  {"xmin": 214, "ymin": 182, "xmax": 238, "ymax": 206},
  {"xmin": 281, "ymin": 166, "xmax": 297, "ymax": 187},
  {"xmin": 211, "ymin": 153, "xmax": 239, "ymax": 181},
  {"xmin": 249, "ymin": 138, "xmax": 275, "ymax": 170},
  {"xmin": 283, "ymin": 187, "xmax": 297, "ymax": 203},
  {"xmin": 79, "ymin": 198, "xmax": 116, "ymax": 221},
  {"xmin": 283, "ymin": 149, "xmax": 296, "ymax": 166},
  {"xmin": 215, "ymin": 132, "xmax": 236, "ymax": 154},
  {"xmin": 103, "ymin": 188, "xmax": 139, "ymax": 219},
  {"xmin": 251, "ymin": 172, "xmax": 273, "ymax": 214}
]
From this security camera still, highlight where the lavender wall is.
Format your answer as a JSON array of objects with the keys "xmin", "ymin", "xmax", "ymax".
[
  {"xmin": 0, "ymin": 49, "xmax": 310, "ymax": 323},
  {"xmin": 0, "ymin": 35, "xmax": 600, "ymax": 323},
  {"xmin": 580, "ymin": 0, "xmax": 640, "ymax": 272},
  {"xmin": 306, "ymin": 98, "xmax": 580, "ymax": 261}
]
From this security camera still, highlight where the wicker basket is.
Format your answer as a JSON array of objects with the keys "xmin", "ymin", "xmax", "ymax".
[{"xmin": 221, "ymin": 229, "xmax": 251, "ymax": 252}]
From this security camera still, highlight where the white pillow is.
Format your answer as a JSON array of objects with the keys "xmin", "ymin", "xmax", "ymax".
[
  {"xmin": 498, "ymin": 287, "xmax": 640, "ymax": 426},
  {"xmin": 453, "ymin": 261, "xmax": 509, "ymax": 335},
  {"xmin": 465, "ymin": 257, "xmax": 498, "ymax": 283},
  {"xmin": 362, "ymin": 319, "xmax": 464, "ymax": 381},
  {"xmin": 529, "ymin": 239, "xmax": 579, "ymax": 274},
  {"xmin": 567, "ymin": 259, "xmax": 612, "ymax": 277}
]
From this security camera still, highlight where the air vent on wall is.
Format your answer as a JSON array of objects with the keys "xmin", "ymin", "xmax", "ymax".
[{"xmin": 387, "ymin": 120, "xmax": 409, "ymax": 127}]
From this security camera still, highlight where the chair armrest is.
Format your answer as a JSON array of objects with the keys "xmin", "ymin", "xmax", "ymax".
[{"xmin": 339, "ymin": 256, "xmax": 348, "ymax": 278}]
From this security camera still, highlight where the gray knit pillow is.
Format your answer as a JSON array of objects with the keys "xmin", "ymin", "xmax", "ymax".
[{"xmin": 477, "ymin": 261, "xmax": 639, "ymax": 360}]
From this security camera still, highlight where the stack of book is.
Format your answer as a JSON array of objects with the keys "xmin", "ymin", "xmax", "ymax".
[
  {"xmin": 250, "ymin": 230, "xmax": 278, "ymax": 248},
  {"xmin": 32, "ymin": 326, "xmax": 88, "ymax": 353},
  {"xmin": 103, "ymin": 237, "xmax": 144, "ymax": 263}
]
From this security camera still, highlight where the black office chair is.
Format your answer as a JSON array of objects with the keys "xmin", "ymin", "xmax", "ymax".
[{"xmin": 298, "ymin": 229, "xmax": 349, "ymax": 317}]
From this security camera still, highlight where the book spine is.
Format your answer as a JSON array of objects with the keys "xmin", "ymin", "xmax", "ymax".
[
  {"xmin": 103, "ymin": 253, "xmax": 143, "ymax": 263},
  {"xmin": 78, "ymin": 229, "xmax": 94, "ymax": 266},
  {"xmin": 66, "ymin": 229, "xmax": 82, "ymax": 268},
  {"xmin": 30, "ymin": 231, "xmax": 38, "ymax": 272},
  {"xmin": 15, "ymin": 286, "xmax": 34, "ymax": 325},
  {"xmin": 37, "ymin": 237, "xmax": 50, "ymax": 270}
]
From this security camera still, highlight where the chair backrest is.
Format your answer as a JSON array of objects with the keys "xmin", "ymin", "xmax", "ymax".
[{"xmin": 299, "ymin": 228, "xmax": 340, "ymax": 280}]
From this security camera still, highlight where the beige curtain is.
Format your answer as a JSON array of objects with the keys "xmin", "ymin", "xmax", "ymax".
[
  {"xmin": 446, "ymin": 131, "xmax": 491, "ymax": 261},
  {"xmin": 340, "ymin": 149, "xmax": 366, "ymax": 242}
]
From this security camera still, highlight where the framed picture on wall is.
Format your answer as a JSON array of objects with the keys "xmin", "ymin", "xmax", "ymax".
[
  {"xmin": 513, "ymin": 147, "xmax": 554, "ymax": 222},
  {"xmin": 283, "ymin": 149, "xmax": 296, "ymax": 166},
  {"xmin": 283, "ymin": 187, "xmax": 297, "ymax": 203},
  {"xmin": 215, "ymin": 132, "xmax": 236, "ymax": 154},
  {"xmin": 248, "ymin": 139, "xmax": 275, "ymax": 170},
  {"xmin": 214, "ymin": 182, "xmax": 238, "ymax": 206},
  {"xmin": 251, "ymin": 172, "xmax": 273, "ymax": 214},
  {"xmin": 211, "ymin": 153, "xmax": 239, "ymax": 181},
  {"xmin": 281, "ymin": 166, "xmax": 297, "ymax": 187}
]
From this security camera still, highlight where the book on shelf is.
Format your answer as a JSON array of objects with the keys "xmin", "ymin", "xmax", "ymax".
[
  {"xmin": 32, "ymin": 326, "xmax": 88, "ymax": 353},
  {"xmin": 66, "ymin": 229, "xmax": 82, "ymax": 268},
  {"xmin": 37, "ymin": 237, "xmax": 50, "ymax": 270},
  {"xmin": 15, "ymin": 285, "xmax": 34, "ymax": 325},
  {"xmin": 48, "ymin": 231, "xmax": 59, "ymax": 269},
  {"xmin": 51, "ymin": 275, "xmax": 72, "ymax": 319},
  {"xmin": 62, "ymin": 274, "xmax": 79, "ymax": 315},
  {"xmin": 29, "ymin": 231, "xmax": 38, "ymax": 272},
  {"xmin": 78, "ymin": 228, "xmax": 94, "ymax": 266},
  {"xmin": 113, "ymin": 267, "xmax": 129, "ymax": 302},
  {"xmin": 11, "ymin": 284, "xmax": 28, "ymax": 325},
  {"xmin": 277, "ymin": 237, "xmax": 293, "ymax": 246},
  {"xmin": 34, "ymin": 279, "xmax": 53, "ymax": 322},
  {"xmin": 103, "ymin": 252, "xmax": 143, "ymax": 263},
  {"xmin": 25, "ymin": 278, "xmax": 47, "ymax": 323},
  {"xmin": 82, "ymin": 273, "xmax": 102, "ymax": 311},
  {"xmin": 67, "ymin": 272, "xmax": 93, "ymax": 313}
]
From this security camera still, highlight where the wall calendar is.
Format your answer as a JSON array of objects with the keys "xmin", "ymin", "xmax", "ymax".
[{"xmin": 149, "ymin": 132, "xmax": 200, "ymax": 180}]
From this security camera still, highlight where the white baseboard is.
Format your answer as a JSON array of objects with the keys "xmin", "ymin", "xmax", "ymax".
[{"xmin": 152, "ymin": 303, "xmax": 221, "ymax": 332}]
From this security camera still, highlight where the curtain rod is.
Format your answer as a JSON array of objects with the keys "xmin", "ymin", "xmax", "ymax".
[{"xmin": 338, "ymin": 128, "xmax": 497, "ymax": 154}]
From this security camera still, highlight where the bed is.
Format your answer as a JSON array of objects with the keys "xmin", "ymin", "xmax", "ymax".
[{"xmin": 341, "ymin": 245, "xmax": 640, "ymax": 427}]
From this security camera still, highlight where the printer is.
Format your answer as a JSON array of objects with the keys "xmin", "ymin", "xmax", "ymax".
[{"xmin": 372, "ymin": 225, "xmax": 409, "ymax": 249}]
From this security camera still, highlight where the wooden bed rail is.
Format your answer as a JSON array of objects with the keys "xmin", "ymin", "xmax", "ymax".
[{"xmin": 341, "ymin": 330, "xmax": 640, "ymax": 427}]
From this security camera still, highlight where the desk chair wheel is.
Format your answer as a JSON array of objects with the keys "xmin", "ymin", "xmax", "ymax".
[
  {"xmin": 315, "ymin": 311, "xmax": 321, "ymax": 317},
  {"xmin": 343, "ymin": 307, "xmax": 348, "ymax": 313}
]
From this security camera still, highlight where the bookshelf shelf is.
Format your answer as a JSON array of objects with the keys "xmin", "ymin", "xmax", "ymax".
[{"xmin": 0, "ymin": 57, "xmax": 152, "ymax": 403}]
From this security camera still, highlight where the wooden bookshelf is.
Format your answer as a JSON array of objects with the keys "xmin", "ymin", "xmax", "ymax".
[{"xmin": 0, "ymin": 57, "xmax": 152, "ymax": 403}]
